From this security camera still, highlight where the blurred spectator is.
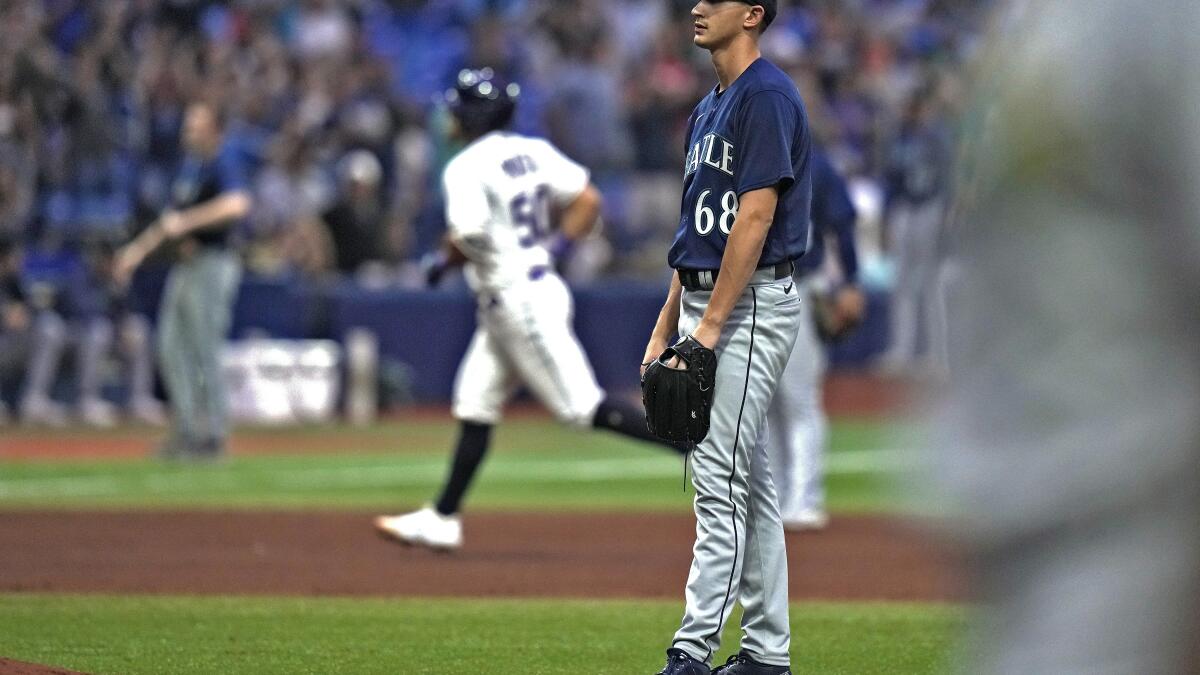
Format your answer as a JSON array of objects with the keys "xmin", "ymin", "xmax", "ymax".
[
  {"xmin": 291, "ymin": 0, "xmax": 355, "ymax": 62},
  {"xmin": 64, "ymin": 244, "xmax": 166, "ymax": 427},
  {"xmin": 253, "ymin": 133, "xmax": 332, "ymax": 235},
  {"xmin": 0, "ymin": 237, "xmax": 68, "ymax": 427},
  {"xmin": 10, "ymin": 240, "xmax": 169, "ymax": 427},
  {"xmin": 542, "ymin": 22, "xmax": 632, "ymax": 175},
  {"xmin": 0, "ymin": 140, "xmax": 35, "ymax": 238},
  {"xmin": 0, "ymin": 240, "xmax": 21, "ymax": 424},
  {"xmin": 0, "ymin": 0, "xmax": 993, "ymax": 370},
  {"xmin": 322, "ymin": 150, "xmax": 405, "ymax": 276},
  {"xmin": 621, "ymin": 19, "xmax": 697, "ymax": 273},
  {"xmin": 362, "ymin": 0, "xmax": 471, "ymax": 109},
  {"xmin": 248, "ymin": 129, "xmax": 335, "ymax": 275},
  {"xmin": 0, "ymin": 0, "xmax": 991, "ymax": 274}
]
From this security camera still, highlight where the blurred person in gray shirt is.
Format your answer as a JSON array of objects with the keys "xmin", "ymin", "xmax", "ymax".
[
  {"xmin": 930, "ymin": 1, "xmax": 1200, "ymax": 673},
  {"xmin": 879, "ymin": 93, "xmax": 953, "ymax": 378}
]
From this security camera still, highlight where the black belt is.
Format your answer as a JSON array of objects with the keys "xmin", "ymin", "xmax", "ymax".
[{"xmin": 677, "ymin": 261, "xmax": 793, "ymax": 291}]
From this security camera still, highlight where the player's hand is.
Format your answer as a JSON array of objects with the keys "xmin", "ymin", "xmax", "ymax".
[
  {"xmin": 641, "ymin": 336, "xmax": 669, "ymax": 378},
  {"xmin": 420, "ymin": 251, "xmax": 449, "ymax": 288},
  {"xmin": 690, "ymin": 322, "xmax": 720, "ymax": 356},
  {"xmin": 640, "ymin": 335, "xmax": 718, "ymax": 445},
  {"xmin": 158, "ymin": 211, "xmax": 186, "ymax": 240},
  {"xmin": 652, "ymin": 326, "xmax": 717, "ymax": 371},
  {"xmin": 662, "ymin": 326, "xmax": 715, "ymax": 367},
  {"xmin": 834, "ymin": 286, "xmax": 866, "ymax": 326},
  {"xmin": 112, "ymin": 245, "xmax": 143, "ymax": 290}
]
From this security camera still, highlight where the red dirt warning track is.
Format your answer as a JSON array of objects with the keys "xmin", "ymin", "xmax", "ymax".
[
  {"xmin": 0, "ymin": 510, "xmax": 959, "ymax": 602},
  {"xmin": 0, "ymin": 659, "xmax": 84, "ymax": 675}
]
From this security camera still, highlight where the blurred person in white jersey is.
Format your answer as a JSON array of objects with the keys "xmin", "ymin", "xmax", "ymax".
[{"xmin": 374, "ymin": 68, "xmax": 682, "ymax": 551}]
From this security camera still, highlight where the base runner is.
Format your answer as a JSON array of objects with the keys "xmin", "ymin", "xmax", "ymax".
[{"xmin": 374, "ymin": 69, "xmax": 680, "ymax": 551}]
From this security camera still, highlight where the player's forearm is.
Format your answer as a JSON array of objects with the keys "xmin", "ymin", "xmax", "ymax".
[
  {"xmin": 441, "ymin": 238, "xmax": 469, "ymax": 267},
  {"xmin": 113, "ymin": 224, "xmax": 168, "ymax": 283},
  {"xmin": 650, "ymin": 273, "xmax": 683, "ymax": 343},
  {"xmin": 559, "ymin": 185, "xmax": 602, "ymax": 241},
  {"xmin": 129, "ymin": 224, "xmax": 168, "ymax": 260},
  {"xmin": 173, "ymin": 191, "xmax": 252, "ymax": 236}
]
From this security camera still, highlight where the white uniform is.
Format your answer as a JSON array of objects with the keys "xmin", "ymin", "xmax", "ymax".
[
  {"xmin": 765, "ymin": 274, "xmax": 828, "ymax": 524},
  {"xmin": 442, "ymin": 131, "xmax": 605, "ymax": 428}
]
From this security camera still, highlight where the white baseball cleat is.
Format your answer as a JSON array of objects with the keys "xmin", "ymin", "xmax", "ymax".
[
  {"xmin": 374, "ymin": 507, "xmax": 463, "ymax": 551},
  {"xmin": 782, "ymin": 509, "xmax": 829, "ymax": 532},
  {"xmin": 79, "ymin": 397, "xmax": 119, "ymax": 428},
  {"xmin": 20, "ymin": 395, "xmax": 68, "ymax": 428},
  {"xmin": 129, "ymin": 397, "xmax": 168, "ymax": 427}
]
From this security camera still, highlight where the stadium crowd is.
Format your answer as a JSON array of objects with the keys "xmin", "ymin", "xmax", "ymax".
[{"xmin": 0, "ymin": 0, "xmax": 990, "ymax": 426}]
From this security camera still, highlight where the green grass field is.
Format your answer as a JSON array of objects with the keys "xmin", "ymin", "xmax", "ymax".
[
  {"xmin": 0, "ymin": 416, "xmax": 956, "ymax": 674},
  {"xmin": 0, "ymin": 418, "xmax": 916, "ymax": 512},
  {"xmin": 0, "ymin": 596, "xmax": 961, "ymax": 674}
]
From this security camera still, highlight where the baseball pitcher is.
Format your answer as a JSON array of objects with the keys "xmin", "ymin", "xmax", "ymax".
[{"xmin": 641, "ymin": 2, "xmax": 811, "ymax": 673}]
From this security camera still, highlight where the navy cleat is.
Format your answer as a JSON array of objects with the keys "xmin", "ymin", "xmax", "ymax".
[
  {"xmin": 657, "ymin": 648, "xmax": 710, "ymax": 675},
  {"xmin": 711, "ymin": 652, "xmax": 790, "ymax": 674}
]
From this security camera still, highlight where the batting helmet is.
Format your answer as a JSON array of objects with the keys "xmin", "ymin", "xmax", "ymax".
[{"xmin": 446, "ymin": 68, "xmax": 521, "ymax": 137}]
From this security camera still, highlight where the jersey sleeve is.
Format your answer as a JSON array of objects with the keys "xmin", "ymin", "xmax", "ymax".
[
  {"xmin": 215, "ymin": 146, "xmax": 249, "ymax": 194},
  {"xmin": 441, "ymin": 160, "xmax": 494, "ymax": 258},
  {"xmin": 531, "ymin": 140, "xmax": 590, "ymax": 204},
  {"xmin": 735, "ymin": 91, "xmax": 798, "ymax": 196},
  {"xmin": 813, "ymin": 150, "xmax": 860, "ymax": 282}
]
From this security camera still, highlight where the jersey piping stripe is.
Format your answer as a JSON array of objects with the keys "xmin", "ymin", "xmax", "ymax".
[{"xmin": 701, "ymin": 287, "xmax": 757, "ymax": 662}]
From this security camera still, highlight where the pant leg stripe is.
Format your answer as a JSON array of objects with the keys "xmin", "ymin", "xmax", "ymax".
[{"xmin": 701, "ymin": 287, "xmax": 757, "ymax": 661}]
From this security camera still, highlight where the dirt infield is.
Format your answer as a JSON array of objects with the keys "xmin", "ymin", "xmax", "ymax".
[
  {"xmin": 0, "ymin": 658, "xmax": 85, "ymax": 675},
  {"xmin": 0, "ymin": 510, "xmax": 959, "ymax": 602}
]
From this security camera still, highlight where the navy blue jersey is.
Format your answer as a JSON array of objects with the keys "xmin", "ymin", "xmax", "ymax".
[
  {"xmin": 668, "ymin": 58, "xmax": 812, "ymax": 271},
  {"xmin": 170, "ymin": 142, "xmax": 249, "ymax": 248},
  {"xmin": 885, "ymin": 125, "xmax": 950, "ymax": 206},
  {"xmin": 795, "ymin": 147, "xmax": 859, "ymax": 281}
]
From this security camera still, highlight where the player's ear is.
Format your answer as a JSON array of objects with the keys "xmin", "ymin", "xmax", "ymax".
[{"xmin": 743, "ymin": 6, "xmax": 766, "ymax": 34}]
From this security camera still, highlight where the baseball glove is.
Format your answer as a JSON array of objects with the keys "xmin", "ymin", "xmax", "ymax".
[{"xmin": 641, "ymin": 336, "xmax": 718, "ymax": 446}]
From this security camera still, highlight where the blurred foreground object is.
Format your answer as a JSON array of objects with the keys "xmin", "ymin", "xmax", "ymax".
[{"xmin": 931, "ymin": 1, "xmax": 1200, "ymax": 673}]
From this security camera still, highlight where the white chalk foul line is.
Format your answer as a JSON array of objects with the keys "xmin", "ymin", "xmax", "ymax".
[{"xmin": 0, "ymin": 449, "xmax": 913, "ymax": 499}]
